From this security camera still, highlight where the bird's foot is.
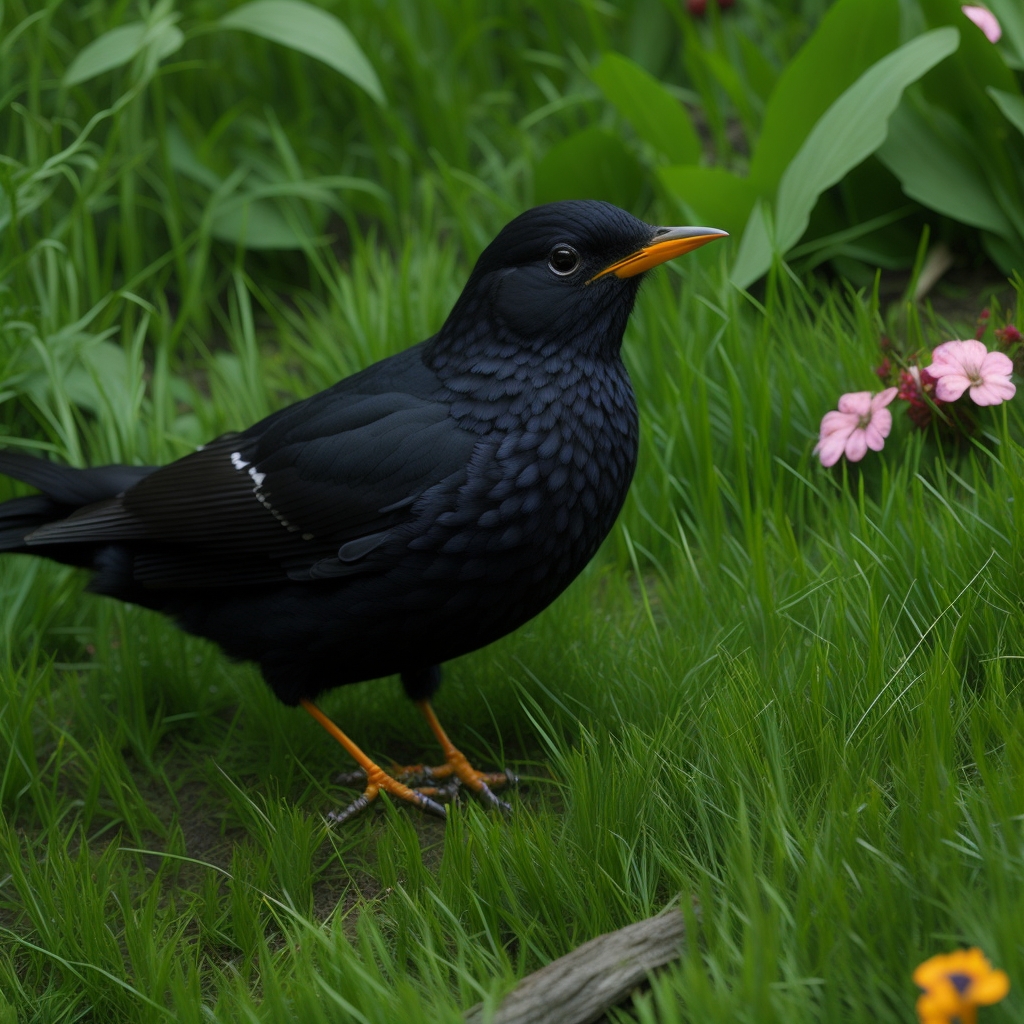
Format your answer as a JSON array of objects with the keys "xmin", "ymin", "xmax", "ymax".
[
  {"xmin": 337, "ymin": 758, "xmax": 518, "ymax": 812},
  {"xmin": 403, "ymin": 754, "xmax": 518, "ymax": 811},
  {"xmin": 396, "ymin": 754, "xmax": 518, "ymax": 811},
  {"xmin": 307, "ymin": 696, "xmax": 516, "ymax": 821},
  {"xmin": 412, "ymin": 699, "xmax": 519, "ymax": 811},
  {"xmin": 326, "ymin": 762, "xmax": 448, "ymax": 825},
  {"xmin": 335, "ymin": 766, "xmax": 463, "ymax": 804},
  {"xmin": 300, "ymin": 699, "xmax": 448, "ymax": 824}
]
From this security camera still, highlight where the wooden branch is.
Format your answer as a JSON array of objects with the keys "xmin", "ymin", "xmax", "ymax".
[{"xmin": 463, "ymin": 908, "xmax": 686, "ymax": 1024}]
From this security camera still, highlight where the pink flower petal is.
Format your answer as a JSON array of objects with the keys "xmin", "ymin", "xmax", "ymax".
[
  {"xmin": 816, "ymin": 428, "xmax": 853, "ymax": 467},
  {"xmin": 870, "ymin": 387, "xmax": 898, "ymax": 411},
  {"xmin": 962, "ymin": 5, "xmax": 1002, "ymax": 43},
  {"xmin": 872, "ymin": 407, "xmax": 893, "ymax": 438},
  {"xmin": 844, "ymin": 429, "xmax": 868, "ymax": 462},
  {"xmin": 970, "ymin": 378, "xmax": 1016, "ymax": 406},
  {"xmin": 927, "ymin": 361, "xmax": 958, "ymax": 380},
  {"xmin": 837, "ymin": 391, "xmax": 872, "ymax": 416},
  {"xmin": 929, "ymin": 340, "xmax": 959, "ymax": 365},
  {"xmin": 817, "ymin": 388, "xmax": 902, "ymax": 467},
  {"xmin": 980, "ymin": 350, "xmax": 1014, "ymax": 377},
  {"xmin": 931, "ymin": 339, "xmax": 987, "ymax": 371},
  {"xmin": 819, "ymin": 410, "xmax": 859, "ymax": 436},
  {"xmin": 927, "ymin": 339, "xmax": 1015, "ymax": 405},
  {"xmin": 934, "ymin": 373, "xmax": 971, "ymax": 402},
  {"xmin": 863, "ymin": 423, "xmax": 886, "ymax": 451}
]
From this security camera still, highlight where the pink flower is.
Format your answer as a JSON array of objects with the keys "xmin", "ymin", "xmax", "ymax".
[
  {"xmin": 815, "ymin": 388, "xmax": 898, "ymax": 467},
  {"xmin": 962, "ymin": 5, "xmax": 1002, "ymax": 43},
  {"xmin": 927, "ymin": 339, "xmax": 1015, "ymax": 406}
]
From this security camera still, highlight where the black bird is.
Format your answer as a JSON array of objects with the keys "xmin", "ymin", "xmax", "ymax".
[{"xmin": 0, "ymin": 202, "xmax": 725, "ymax": 820}]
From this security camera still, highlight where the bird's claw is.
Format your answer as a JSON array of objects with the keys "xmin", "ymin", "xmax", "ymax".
[
  {"xmin": 493, "ymin": 770, "xmax": 520, "ymax": 790},
  {"xmin": 408, "ymin": 791, "xmax": 448, "ymax": 819},
  {"xmin": 326, "ymin": 792, "xmax": 373, "ymax": 825},
  {"xmin": 475, "ymin": 780, "xmax": 513, "ymax": 813},
  {"xmin": 413, "ymin": 777, "xmax": 463, "ymax": 803},
  {"xmin": 327, "ymin": 780, "xmax": 448, "ymax": 824},
  {"xmin": 333, "ymin": 761, "xmax": 515, "ymax": 816},
  {"xmin": 334, "ymin": 769, "xmax": 370, "ymax": 786}
]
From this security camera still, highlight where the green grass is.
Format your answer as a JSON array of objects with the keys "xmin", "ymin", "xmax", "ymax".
[{"xmin": 2, "ymin": 1, "xmax": 1024, "ymax": 1022}]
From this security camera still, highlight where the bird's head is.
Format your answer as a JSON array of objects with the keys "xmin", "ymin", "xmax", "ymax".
[{"xmin": 434, "ymin": 200, "xmax": 727, "ymax": 359}]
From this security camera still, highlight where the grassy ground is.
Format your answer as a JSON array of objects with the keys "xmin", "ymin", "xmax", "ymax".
[{"xmin": 2, "ymin": 2, "xmax": 1024, "ymax": 1022}]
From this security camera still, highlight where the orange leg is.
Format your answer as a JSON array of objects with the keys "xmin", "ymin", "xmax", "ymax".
[
  {"xmin": 410, "ymin": 700, "xmax": 516, "ymax": 811},
  {"xmin": 332, "ymin": 701, "xmax": 517, "ymax": 812},
  {"xmin": 301, "ymin": 699, "xmax": 446, "ymax": 823}
]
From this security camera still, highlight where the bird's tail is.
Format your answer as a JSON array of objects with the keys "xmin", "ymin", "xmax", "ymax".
[{"xmin": 0, "ymin": 451, "xmax": 156, "ymax": 553}]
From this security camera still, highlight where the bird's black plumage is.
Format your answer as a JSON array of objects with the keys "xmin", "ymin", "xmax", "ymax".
[{"xmin": 0, "ymin": 201, "xmax": 722, "ymax": 719}]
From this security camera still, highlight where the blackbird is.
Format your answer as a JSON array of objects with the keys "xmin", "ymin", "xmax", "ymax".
[{"xmin": 0, "ymin": 201, "xmax": 725, "ymax": 821}]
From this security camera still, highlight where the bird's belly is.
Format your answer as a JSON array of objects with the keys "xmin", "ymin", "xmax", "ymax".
[{"xmin": 365, "ymin": 422, "xmax": 638, "ymax": 662}]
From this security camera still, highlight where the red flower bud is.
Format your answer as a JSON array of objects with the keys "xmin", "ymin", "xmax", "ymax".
[{"xmin": 995, "ymin": 324, "xmax": 1022, "ymax": 346}]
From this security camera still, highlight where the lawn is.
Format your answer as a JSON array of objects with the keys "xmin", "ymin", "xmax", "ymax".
[{"xmin": 1, "ymin": 1, "xmax": 1023, "ymax": 1022}]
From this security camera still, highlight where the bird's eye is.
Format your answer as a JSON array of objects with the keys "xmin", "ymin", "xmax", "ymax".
[{"xmin": 547, "ymin": 244, "xmax": 581, "ymax": 276}]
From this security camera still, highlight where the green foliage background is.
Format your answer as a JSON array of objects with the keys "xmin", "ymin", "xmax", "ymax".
[{"xmin": 1, "ymin": 1, "xmax": 1024, "ymax": 1022}]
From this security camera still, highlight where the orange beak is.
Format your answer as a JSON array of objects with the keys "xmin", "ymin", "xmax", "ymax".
[{"xmin": 588, "ymin": 225, "xmax": 729, "ymax": 282}]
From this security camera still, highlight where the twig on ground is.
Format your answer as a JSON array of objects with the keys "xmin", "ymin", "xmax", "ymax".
[{"xmin": 464, "ymin": 907, "xmax": 686, "ymax": 1024}]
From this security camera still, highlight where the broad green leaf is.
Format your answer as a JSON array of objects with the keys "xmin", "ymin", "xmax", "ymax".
[
  {"xmin": 167, "ymin": 124, "xmax": 384, "ymax": 250},
  {"xmin": 774, "ymin": 28, "xmax": 960, "ymax": 255},
  {"xmin": 988, "ymin": 0, "xmax": 1024, "ymax": 66},
  {"xmin": 749, "ymin": 0, "xmax": 899, "ymax": 194},
  {"xmin": 63, "ymin": 23, "xmax": 146, "ymax": 86},
  {"xmin": 220, "ymin": 0, "xmax": 384, "ymax": 105},
  {"xmin": 211, "ymin": 199, "xmax": 308, "ymax": 250},
  {"xmin": 63, "ymin": 14, "xmax": 183, "ymax": 87},
  {"xmin": 149, "ymin": 23, "xmax": 184, "ymax": 64},
  {"xmin": 64, "ymin": 340, "xmax": 130, "ymax": 415},
  {"xmin": 737, "ymin": 35, "xmax": 777, "ymax": 104},
  {"xmin": 916, "ymin": 0, "xmax": 1024, "ymax": 232},
  {"xmin": 917, "ymin": 0, "xmax": 1019, "ymax": 122},
  {"xmin": 989, "ymin": 87, "xmax": 1024, "ymax": 138},
  {"xmin": 982, "ymin": 232, "xmax": 1024, "ymax": 273},
  {"xmin": 534, "ymin": 128, "xmax": 644, "ymax": 211},
  {"xmin": 167, "ymin": 126, "xmax": 308, "ymax": 250},
  {"xmin": 658, "ymin": 165, "xmax": 758, "ymax": 238},
  {"xmin": 166, "ymin": 125, "xmax": 222, "ymax": 192},
  {"xmin": 878, "ymin": 101, "xmax": 1008, "ymax": 234},
  {"xmin": 591, "ymin": 53, "xmax": 701, "ymax": 165},
  {"xmin": 729, "ymin": 199, "xmax": 774, "ymax": 291}
]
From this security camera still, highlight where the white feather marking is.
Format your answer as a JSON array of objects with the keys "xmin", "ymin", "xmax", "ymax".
[
  {"xmin": 248, "ymin": 467, "xmax": 266, "ymax": 486},
  {"xmin": 230, "ymin": 452, "xmax": 249, "ymax": 470}
]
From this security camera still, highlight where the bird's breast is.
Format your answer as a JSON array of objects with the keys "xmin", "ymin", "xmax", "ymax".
[{"xmin": 400, "ymin": 359, "xmax": 638, "ymax": 625}]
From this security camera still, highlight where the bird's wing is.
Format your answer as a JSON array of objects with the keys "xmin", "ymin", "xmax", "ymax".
[{"xmin": 26, "ymin": 389, "xmax": 478, "ymax": 587}]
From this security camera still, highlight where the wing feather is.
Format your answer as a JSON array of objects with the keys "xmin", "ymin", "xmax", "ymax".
[{"xmin": 23, "ymin": 373, "xmax": 477, "ymax": 588}]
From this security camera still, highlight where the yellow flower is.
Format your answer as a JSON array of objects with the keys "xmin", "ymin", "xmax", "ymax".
[{"xmin": 914, "ymin": 948, "xmax": 1010, "ymax": 1024}]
